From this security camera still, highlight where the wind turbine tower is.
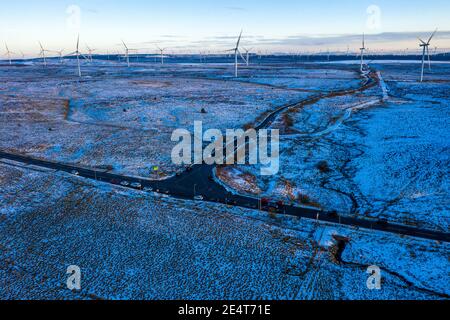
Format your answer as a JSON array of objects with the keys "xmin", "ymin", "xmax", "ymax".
[
  {"xmin": 419, "ymin": 29, "xmax": 437, "ymax": 82},
  {"xmin": 360, "ymin": 34, "xmax": 366, "ymax": 73},
  {"xmin": 4, "ymin": 43, "xmax": 16, "ymax": 65},
  {"xmin": 86, "ymin": 46, "xmax": 96, "ymax": 63},
  {"xmin": 122, "ymin": 41, "xmax": 137, "ymax": 67},
  {"xmin": 55, "ymin": 49, "xmax": 64, "ymax": 64},
  {"xmin": 243, "ymin": 47, "xmax": 253, "ymax": 66},
  {"xmin": 67, "ymin": 35, "xmax": 88, "ymax": 77},
  {"xmin": 39, "ymin": 42, "xmax": 50, "ymax": 66},
  {"xmin": 157, "ymin": 46, "xmax": 166, "ymax": 64},
  {"xmin": 226, "ymin": 30, "xmax": 246, "ymax": 77}
]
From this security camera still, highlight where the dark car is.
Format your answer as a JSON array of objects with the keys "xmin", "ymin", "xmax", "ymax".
[
  {"xmin": 328, "ymin": 210, "xmax": 339, "ymax": 218},
  {"xmin": 276, "ymin": 201, "xmax": 284, "ymax": 209},
  {"xmin": 376, "ymin": 219, "xmax": 389, "ymax": 226}
]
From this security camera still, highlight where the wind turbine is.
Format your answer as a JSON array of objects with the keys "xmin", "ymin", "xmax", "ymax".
[
  {"xmin": 156, "ymin": 46, "xmax": 166, "ymax": 64},
  {"xmin": 66, "ymin": 35, "xmax": 88, "ymax": 77},
  {"xmin": 54, "ymin": 49, "xmax": 64, "ymax": 64},
  {"xmin": 4, "ymin": 43, "xmax": 16, "ymax": 65},
  {"xmin": 39, "ymin": 42, "xmax": 50, "ymax": 66},
  {"xmin": 360, "ymin": 33, "xmax": 366, "ymax": 73},
  {"xmin": 121, "ymin": 40, "xmax": 137, "ymax": 67},
  {"xmin": 419, "ymin": 29, "xmax": 437, "ymax": 82},
  {"xmin": 86, "ymin": 45, "xmax": 96, "ymax": 63},
  {"xmin": 226, "ymin": 30, "xmax": 247, "ymax": 77},
  {"xmin": 242, "ymin": 47, "xmax": 253, "ymax": 66}
]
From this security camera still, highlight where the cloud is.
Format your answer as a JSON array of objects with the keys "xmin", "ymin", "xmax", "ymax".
[
  {"xmin": 112, "ymin": 31, "xmax": 450, "ymax": 53},
  {"xmin": 243, "ymin": 31, "xmax": 450, "ymax": 49}
]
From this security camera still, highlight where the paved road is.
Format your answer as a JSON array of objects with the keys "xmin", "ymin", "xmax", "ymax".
[{"xmin": 1, "ymin": 151, "xmax": 449, "ymax": 243}]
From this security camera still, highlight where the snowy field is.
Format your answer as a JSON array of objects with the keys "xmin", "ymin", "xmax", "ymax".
[
  {"xmin": 217, "ymin": 62, "xmax": 450, "ymax": 231},
  {"xmin": 0, "ymin": 61, "xmax": 327, "ymax": 178},
  {"xmin": 0, "ymin": 60, "xmax": 448, "ymax": 300},
  {"xmin": 0, "ymin": 163, "xmax": 448, "ymax": 299}
]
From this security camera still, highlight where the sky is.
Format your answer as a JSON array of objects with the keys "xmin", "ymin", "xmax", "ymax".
[{"xmin": 1, "ymin": 0, "xmax": 450, "ymax": 56}]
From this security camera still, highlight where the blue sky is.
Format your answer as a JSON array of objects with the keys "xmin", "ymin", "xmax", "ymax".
[{"xmin": 1, "ymin": 0, "xmax": 450, "ymax": 55}]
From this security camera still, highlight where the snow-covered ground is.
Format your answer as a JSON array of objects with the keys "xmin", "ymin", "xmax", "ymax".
[
  {"xmin": 0, "ymin": 163, "xmax": 448, "ymax": 299},
  {"xmin": 217, "ymin": 63, "xmax": 449, "ymax": 231},
  {"xmin": 0, "ymin": 60, "xmax": 448, "ymax": 299},
  {"xmin": 0, "ymin": 62, "xmax": 315, "ymax": 178}
]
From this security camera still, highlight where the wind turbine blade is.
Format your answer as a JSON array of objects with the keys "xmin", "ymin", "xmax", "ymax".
[
  {"xmin": 122, "ymin": 40, "xmax": 128, "ymax": 49},
  {"xmin": 427, "ymin": 29, "xmax": 438, "ymax": 44},
  {"xmin": 236, "ymin": 30, "xmax": 243, "ymax": 49},
  {"xmin": 418, "ymin": 37, "xmax": 426, "ymax": 45},
  {"xmin": 238, "ymin": 49, "xmax": 247, "ymax": 63}
]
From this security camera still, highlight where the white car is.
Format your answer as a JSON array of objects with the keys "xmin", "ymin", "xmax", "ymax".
[
  {"xmin": 120, "ymin": 181, "xmax": 130, "ymax": 187},
  {"xmin": 71, "ymin": 170, "xmax": 79, "ymax": 176},
  {"xmin": 143, "ymin": 187, "xmax": 153, "ymax": 192},
  {"xmin": 194, "ymin": 195, "xmax": 204, "ymax": 201},
  {"xmin": 130, "ymin": 182, "xmax": 142, "ymax": 188}
]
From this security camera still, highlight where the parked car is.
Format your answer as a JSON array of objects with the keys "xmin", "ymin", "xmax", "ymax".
[
  {"xmin": 328, "ymin": 210, "xmax": 339, "ymax": 218},
  {"xmin": 71, "ymin": 170, "xmax": 79, "ymax": 176},
  {"xmin": 120, "ymin": 181, "xmax": 130, "ymax": 187},
  {"xmin": 130, "ymin": 182, "xmax": 142, "ymax": 189},
  {"xmin": 194, "ymin": 195, "xmax": 204, "ymax": 201},
  {"xmin": 267, "ymin": 201, "xmax": 279, "ymax": 211},
  {"xmin": 276, "ymin": 200, "xmax": 284, "ymax": 209},
  {"xmin": 259, "ymin": 198, "xmax": 278, "ymax": 211},
  {"xmin": 261, "ymin": 198, "xmax": 270, "ymax": 207},
  {"xmin": 143, "ymin": 187, "xmax": 153, "ymax": 192},
  {"xmin": 376, "ymin": 219, "xmax": 389, "ymax": 226}
]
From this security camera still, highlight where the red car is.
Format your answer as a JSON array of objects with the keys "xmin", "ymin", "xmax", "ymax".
[
  {"xmin": 261, "ymin": 198, "xmax": 270, "ymax": 207},
  {"xmin": 276, "ymin": 201, "xmax": 284, "ymax": 209}
]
